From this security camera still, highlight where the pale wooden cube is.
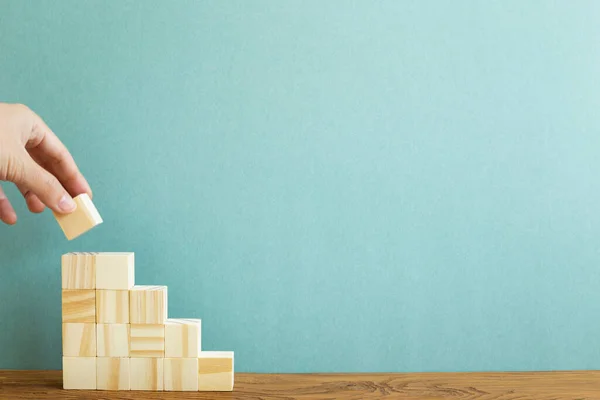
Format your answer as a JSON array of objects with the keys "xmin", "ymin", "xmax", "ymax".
[
  {"xmin": 97, "ymin": 324, "xmax": 129, "ymax": 357},
  {"xmin": 130, "ymin": 286, "xmax": 167, "ymax": 324},
  {"xmin": 97, "ymin": 357, "xmax": 130, "ymax": 390},
  {"xmin": 96, "ymin": 290, "xmax": 129, "ymax": 323},
  {"xmin": 63, "ymin": 356, "xmax": 96, "ymax": 389},
  {"xmin": 130, "ymin": 324, "xmax": 165, "ymax": 357},
  {"xmin": 62, "ymin": 323, "xmax": 96, "ymax": 357},
  {"xmin": 62, "ymin": 252, "xmax": 96, "ymax": 289},
  {"xmin": 198, "ymin": 351, "xmax": 234, "ymax": 391},
  {"xmin": 54, "ymin": 193, "xmax": 102, "ymax": 241},
  {"xmin": 62, "ymin": 290, "xmax": 95, "ymax": 323},
  {"xmin": 95, "ymin": 252, "xmax": 135, "ymax": 290},
  {"xmin": 165, "ymin": 319, "xmax": 201, "ymax": 358},
  {"xmin": 164, "ymin": 358, "xmax": 198, "ymax": 391},
  {"xmin": 130, "ymin": 358, "xmax": 164, "ymax": 391}
]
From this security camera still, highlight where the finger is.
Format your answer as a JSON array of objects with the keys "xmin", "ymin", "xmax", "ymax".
[
  {"xmin": 14, "ymin": 155, "xmax": 77, "ymax": 215},
  {"xmin": 25, "ymin": 113, "xmax": 92, "ymax": 199},
  {"xmin": 27, "ymin": 149, "xmax": 91, "ymax": 201},
  {"xmin": 0, "ymin": 185, "xmax": 17, "ymax": 225},
  {"xmin": 16, "ymin": 183, "xmax": 46, "ymax": 213}
]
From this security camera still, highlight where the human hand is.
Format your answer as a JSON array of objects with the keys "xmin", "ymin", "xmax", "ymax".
[{"xmin": 0, "ymin": 103, "xmax": 92, "ymax": 225}]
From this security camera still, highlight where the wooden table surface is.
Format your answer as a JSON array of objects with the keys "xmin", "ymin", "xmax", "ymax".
[{"xmin": 1, "ymin": 370, "xmax": 600, "ymax": 399}]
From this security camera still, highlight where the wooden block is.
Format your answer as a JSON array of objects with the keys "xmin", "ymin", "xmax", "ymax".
[
  {"xmin": 62, "ymin": 357, "xmax": 96, "ymax": 389},
  {"xmin": 165, "ymin": 319, "xmax": 201, "ymax": 358},
  {"xmin": 130, "ymin": 324, "xmax": 165, "ymax": 357},
  {"xmin": 130, "ymin": 286, "xmax": 167, "ymax": 324},
  {"xmin": 97, "ymin": 324, "xmax": 129, "ymax": 357},
  {"xmin": 62, "ymin": 323, "xmax": 96, "ymax": 357},
  {"xmin": 96, "ymin": 290, "xmax": 129, "ymax": 323},
  {"xmin": 62, "ymin": 252, "xmax": 95, "ymax": 289},
  {"xmin": 164, "ymin": 358, "xmax": 198, "ymax": 391},
  {"xmin": 198, "ymin": 351, "xmax": 234, "ymax": 391},
  {"xmin": 130, "ymin": 358, "xmax": 164, "ymax": 391},
  {"xmin": 95, "ymin": 252, "xmax": 135, "ymax": 290},
  {"xmin": 62, "ymin": 290, "xmax": 95, "ymax": 323},
  {"xmin": 54, "ymin": 193, "xmax": 102, "ymax": 240},
  {"xmin": 97, "ymin": 357, "xmax": 130, "ymax": 390}
]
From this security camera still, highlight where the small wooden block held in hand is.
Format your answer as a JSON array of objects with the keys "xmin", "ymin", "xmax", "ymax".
[
  {"xmin": 130, "ymin": 358, "xmax": 164, "ymax": 391},
  {"xmin": 54, "ymin": 193, "xmax": 102, "ymax": 240},
  {"xmin": 97, "ymin": 324, "xmax": 130, "ymax": 357},
  {"xmin": 62, "ymin": 252, "xmax": 96, "ymax": 289},
  {"xmin": 198, "ymin": 351, "xmax": 234, "ymax": 392},
  {"xmin": 62, "ymin": 323, "xmax": 96, "ymax": 357},
  {"xmin": 97, "ymin": 357, "xmax": 130, "ymax": 390},
  {"xmin": 164, "ymin": 358, "xmax": 198, "ymax": 391},
  {"xmin": 130, "ymin": 324, "xmax": 165, "ymax": 357},
  {"xmin": 165, "ymin": 319, "xmax": 201, "ymax": 358},
  {"xmin": 62, "ymin": 290, "xmax": 95, "ymax": 323},
  {"xmin": 96, "ymin": 290, "xmax": 129, "ymax": 323},
  {"xmin": 130, "ymin": 286, "xmax": 168, "ymax": 324},
  {"xmin": 95, "ymin": 253, "xmax": 135, "ymax": 290},
  {"xmin": 63, "ymin": 357, "xmax": 96, "ymax": 390}
]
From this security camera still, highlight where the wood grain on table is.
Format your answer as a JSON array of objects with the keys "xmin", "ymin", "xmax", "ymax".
[{"xmin": 0, "ymin": 370, "xmax": 599, "ymax": 399}]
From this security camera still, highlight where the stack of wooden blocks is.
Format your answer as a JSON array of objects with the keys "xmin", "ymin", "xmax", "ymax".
[{"xmin": 61, "ymin": 252, "xmax": 234, "ymax": 391}]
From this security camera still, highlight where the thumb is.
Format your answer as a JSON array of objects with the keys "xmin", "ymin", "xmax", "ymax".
[{"xmin": 18, "ymin": 157, "xmax": 77, "ymax": 214}]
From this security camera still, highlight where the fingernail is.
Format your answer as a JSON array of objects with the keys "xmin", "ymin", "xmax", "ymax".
[{"xmin": 58, "ymin": 195, "xmax": 76, "ymax": 212}]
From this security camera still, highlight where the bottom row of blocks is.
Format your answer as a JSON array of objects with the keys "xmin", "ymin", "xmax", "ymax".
[{"xmin": 63, "ymin": 352, "xmax": 234, "ymax": 391}]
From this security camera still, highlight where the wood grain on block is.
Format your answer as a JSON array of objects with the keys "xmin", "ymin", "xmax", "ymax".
[
  {"xmin": 61, "ymin": 252, "xmax": 96, "ymax": 289},
  {"xmin": 198, "ymin": 351, "xmax": 234, "ymax": 391},
  {"xmin": 96, "ymin": 290, "xmax": 129, "ymax": 323},
  {"xmin": 62, "ymin": 357, "xmax": 96, "ymax": 390},
  {"xmin": 130, "ymin": 358, "xmax": 164, "ymax": 391},
  {"xmin": 62, "ymin": 290, "xmax": 95, "ymax": 323},
  {"xmin": 165, "ymin": 319, "xmax": 201, "ymax": 358},
  {"xmin": 96, "ymin": 357, "xmax": 130, "ymax": 390},
  {"xmin": 164, "ymin": 358, "xmax": 198, "ymax": 391},
  {"xmin": 130, "ymin": 324, "xmax": 165, "ymax": 357},
  {"xmin": 95, "ymin": 252, "xmax": 135, "ymax": 290},
  {"xmin": 130, "ymin": 286, "xmax": 167, "ymax": 324},
  {"xmin": 97, "ymin": 324, "xmax": 129, "ymax": 357},
  {"xmin": 53, "ymin": 193, "xmax": 102, "ymax": 241},
  {"xmin": 62, "ymin": 323, "xmax": 96, "ymax": 357}
]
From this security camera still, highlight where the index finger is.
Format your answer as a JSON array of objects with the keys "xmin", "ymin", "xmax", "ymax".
[{"xmin": 25, "ymin": 113, "xmax": 93, "ymax": 199}]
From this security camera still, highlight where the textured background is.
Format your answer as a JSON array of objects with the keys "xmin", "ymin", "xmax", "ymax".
[{"xmin": 1, "ymin": 0, "xmax": 600, "ymax": 372}]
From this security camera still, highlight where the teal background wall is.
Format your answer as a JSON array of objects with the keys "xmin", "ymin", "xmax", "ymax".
[{"xmin": 1, "ymin": 1, "xmax": 600, "ymax": 372}]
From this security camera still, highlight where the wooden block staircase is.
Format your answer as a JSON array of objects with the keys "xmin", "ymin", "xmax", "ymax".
[{"xmin": 61, "ymin": 252, "xmax": 234, "ymax": 392}]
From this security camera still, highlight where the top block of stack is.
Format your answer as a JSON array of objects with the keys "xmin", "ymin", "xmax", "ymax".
[{"xmin": 62, "ymin": 252, "xmax": 135, "ymax": 290}]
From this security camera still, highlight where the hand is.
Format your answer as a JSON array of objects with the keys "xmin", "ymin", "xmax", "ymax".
[{"xmin": 0, "ymin": 103, "xmax": 92, "ymax": 225}]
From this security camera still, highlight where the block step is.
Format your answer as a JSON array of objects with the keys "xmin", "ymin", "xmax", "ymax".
[{"xmin": 60, "ymin": 252, "xmax": 234, "ymax": 392}]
